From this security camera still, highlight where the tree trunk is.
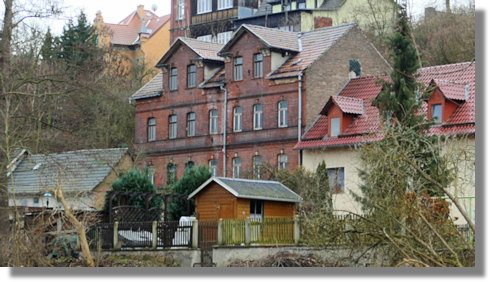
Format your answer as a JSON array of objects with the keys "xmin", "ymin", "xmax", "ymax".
[{"xmin": 1, "ymin": 0, "xmax": 14, "ymax": 77}]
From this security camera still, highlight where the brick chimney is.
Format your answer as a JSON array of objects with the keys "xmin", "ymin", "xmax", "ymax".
[
  {"xmin": 314, "ymin": 17, "xmax": 333, "ymax": 29},
  {"xmin": 137, "ymin": 4, "xmax": 145, "ymax": 19}
]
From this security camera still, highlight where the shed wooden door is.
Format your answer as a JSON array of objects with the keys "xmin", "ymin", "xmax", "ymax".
[{"xmin": 218, "ymin": 200, "xmax": 234, "ymax": 219}]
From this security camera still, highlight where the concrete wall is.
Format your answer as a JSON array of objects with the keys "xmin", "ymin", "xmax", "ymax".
[{"xmin": 99, "ymin": 249, "xmax": 201, "ymax": 267}]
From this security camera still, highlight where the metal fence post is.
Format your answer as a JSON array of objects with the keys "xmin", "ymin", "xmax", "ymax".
[
  {"xmin": 217, "ymin": 219, "xmax": 223, "ymax": 245},
  {"xmin": 294, "ymin": 216, "xmax": 300, "ymax": 244},
  {"xmin": 192, "ymin": 220, "xmax": 199, "ymax": 248},
  {"xmin": 152, "ymin": 221, "xmax": 158, "ymax": 249},
  {"xmin": 113, "ymin": 221, "xmax": 119, "ymax": 249},
  {"xmin": 245, "ymin": 218, "xmax": 250, "ymax": 245}
]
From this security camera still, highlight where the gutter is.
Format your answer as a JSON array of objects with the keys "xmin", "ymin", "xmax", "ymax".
[
  {"xmin": 297, "ymin": 73, "xmax": 303, "ymax": 166},
  {"xmin": 220, "ymin": 84, "xmax": 228, "ymax": 177}
]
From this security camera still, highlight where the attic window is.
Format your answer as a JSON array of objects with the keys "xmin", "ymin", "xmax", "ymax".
[
  {"xmin": 330, "ymin": 118, "xmax": 340, "ymax": 137},
  {"xmin": 349, "ymin": 59, "xmax": 361, "ymax": 78},
  {"xmin": 431, "ymin": 104, "xmax": 442, "ymax": 123}
]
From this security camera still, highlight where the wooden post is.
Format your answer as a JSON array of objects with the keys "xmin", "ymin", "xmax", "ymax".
[
  {"xmin": 152, "ymin": 221, "xmax": 158, "ymax": 249},
  {"xmin": 294, "ymin": 216, "xmax": 300, "ymax": 244},
  {"xmin": 113, "ymin": 221, "xmax": 119, "ymax": 249},
  {"xmin": 192, "ymin": 220, "xmax": 199, "ymax": 248},
  {"xmin": 245, "ymin": 218, "xmax": 250, "ymax": 245},
  {"xmin": 217, "ymin": 219, "xmax": 223, "ymax": 245}
]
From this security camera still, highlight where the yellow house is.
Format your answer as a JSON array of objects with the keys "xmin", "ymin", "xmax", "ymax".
[
  {"xmin": 236, "ymin": 0, "xmax": 399, "ymax": 33},
  {"xmin": 94, "ymin": 5, "xmax": 171, "ymax": 81},
  {"xmin": 296, "ymin": 62, "xmax": 475, "ymax": 225}
]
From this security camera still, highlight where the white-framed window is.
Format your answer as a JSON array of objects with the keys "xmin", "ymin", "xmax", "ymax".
[
  {"xmin": 196, "ymin": 34, "xmax": 213, "ymax": 42},
  {"xmin": 147, "ymin": 166, "xmax": 155, "ymax": 185},
  {"xmin": 233, "ymin": 106, "xmax": 242, "ymax": 132},
  {"xmin": 209, "ymin": 159, "xmax": 218, "ymax": 176},
  {"xmin": 254, "ymin": 53, "xmax": 263, "ymax": 78},
  {"xmin": 278, "ymin": 154, "xmax": 288, "ymax": 170},
  {"xmin": 253, "ymin": 104, "xmax": 263, "ymax": 130},
  {"xmin": 169, "ymin": 67, "xmax": 178, "ymax": 91},
  {"xmin": 218, "ymin": 0, "xmax": 233, "ymax": 10},
  {"xmin": 297, "ymin": 0, "xmax": 306, "ymax": 9},
  {"xmin": 187, "ymin": 112, "xmax": 196, "ymax": 137},
  {"xmin": 187, "ymin": 64, "xmax": 196, "ymax": 88},
  {"xmin": 431, "ymin": 104, "xmax": 443, "ymax": 123},
  {"xmin": 169, "ymin": 114, "xmax": 177, "ymax": 139},
  {"xmin": 278, "ymin": 101, "xmax": 288, "ymax": 127},
  {"xmin": 197, "ymin": 0, "xmax": 212, "ymax": 14},
  {"xmin": 217, "ymin": 31, "xmax": 233, "ymax": 44},
  {"xmin": 234, "ymin": 56, "xmax": 243, "ymax": 81},
  {"xmin": 177, "ymin": 0, "xmax": 185, "ymax": 20},
  {"xmin": 330, "ymin": 117, "xmax": 340, "ymax": 137},
  {"xmin": 209, "ymin": 109, "xmax": 218, "ymax": 134},
  {"xmin": 147, "ymin": 117, "xmax": 156, "ymax": 141},
  {"xmin": 252, "ymin": 155, "xmax": 263, "ymax": 179},
  {"xmin": 328, "ymin": 167, "xmax": 345, "ymax": 193},
  {"xmin": 232, "ymin": 157, "xmax": 242, "ymax": 178}
]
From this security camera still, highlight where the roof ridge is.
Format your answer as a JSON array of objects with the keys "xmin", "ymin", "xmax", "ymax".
[
  {"xmin": 31, "ymin": 148, "xmax": 128, "ymax": 157},
  {"xmin": 216, "ymin": 177, "xmax": 282, "ymax": 184}
]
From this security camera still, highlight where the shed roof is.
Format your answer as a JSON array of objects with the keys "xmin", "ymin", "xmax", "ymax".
[
  {"xmin": 188, "ymin": 177, "xmax": 302, "ymax": 203},
  {"xmin": 7, "ymin": 148, "xmax": 129, "ymax": 194}
]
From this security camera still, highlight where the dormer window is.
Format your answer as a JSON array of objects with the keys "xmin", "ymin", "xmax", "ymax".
[
  {"xmin": 330, "ymin": 118, "xmax": 340, "ymax": 137},
  {"xmin": 431, "ymin": 104, "xmax": 442, "ymax": 123}
]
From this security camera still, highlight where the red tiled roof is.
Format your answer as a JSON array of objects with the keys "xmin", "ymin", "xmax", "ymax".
[
  {"xmin": 268, "ymin": 23, "xmax": 356, "ymax": 79},
  {"xmin": 105, "ymin": 10, "xmax": 169, "ymax": 46},
  {"xmin": 295, "ymin": 62, "xmax": 476, "ymax": 150},
  {"xmin": 432, "ymin": 79, "xmax": 469, "ymax": 101},
  {"xmin": 322, "ymin": 96, "xmax": 364, "ymax": 115}
]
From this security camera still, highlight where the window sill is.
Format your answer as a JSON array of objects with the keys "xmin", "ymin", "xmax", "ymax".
[
  {"xmin": 196, "ymin": 10, "xmax": 213, "ymax": 15},
  {"xmin": 217, "ymin": 7, "xmax": 233, "ymax": 11}
]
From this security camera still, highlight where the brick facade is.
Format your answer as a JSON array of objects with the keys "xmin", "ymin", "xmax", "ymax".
[{"xmin": 133, "ymin": 25, "xmax": 389, "ymax": 187}]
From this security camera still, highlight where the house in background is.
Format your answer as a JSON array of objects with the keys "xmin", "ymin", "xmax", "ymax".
[
  {"xmin": 235, "ymin": 0, "xmax": 398, "ymax": 33},
  {"xmin": 94, "ymin": 5, "xmax": 171, "ymax": 80},
  {"xmin": 7, "ymin": 148, "xmax": 133, "ymax": 213},
  {"xmin": 188, "ymin": 177, "xmax": 302, "ymax": 221},
  {"xmin": 131, "ymin": 23, "xmax": 390, "ymax": 186},
  {"xmin": 295, "ymin": 62, "xmax": 476, "ymax": 225}
]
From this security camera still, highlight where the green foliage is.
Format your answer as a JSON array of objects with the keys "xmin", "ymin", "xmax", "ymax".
[
  {"xmin": 373, "ymin": 10, "xmax": 425, "ymax": 128},
  {"xmin": 104, "ymin": 169, "xmax": 160, "ymax": 212},
  {"xmin": 166, "ymin": 166, "xmax": 212, "ymax": 220}
]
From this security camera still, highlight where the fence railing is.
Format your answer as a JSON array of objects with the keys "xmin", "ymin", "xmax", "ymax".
[
  {"xmin": 88, "ymin": 220, "xmax": 193, "ymax": 250},
  {"xmin": 220, "ymin": 217, "xmax": 298, "ymax": 245}
]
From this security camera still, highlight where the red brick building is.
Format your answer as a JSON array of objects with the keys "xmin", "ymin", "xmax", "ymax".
[{"xmin": 131, "ymin": 23, "xmax": 389, "ymax": 187}]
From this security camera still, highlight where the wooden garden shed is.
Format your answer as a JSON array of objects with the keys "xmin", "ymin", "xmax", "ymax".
[{"xmin": 188, "ymin": 177, "xmax": 302, "ymax": 222}]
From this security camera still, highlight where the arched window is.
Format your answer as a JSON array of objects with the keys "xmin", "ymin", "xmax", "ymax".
[
  {"xmin": 169, "ymin": 114, "xmax": 177, "ymax": 139},
  {"xmin": 209, "ymin": 109, "xmax": 218, "ymax": 134},
  {"xmin": 233, "ymin": 106, "xmax": 242, "ymax": 132},
  {"xmin": 253, "ymin": 104, "xmax": 263, "ymax": 130},
  {"xmin": 252, "ymin": 155, "xmax": 263, "ymax": 179},
  {"xmin": 278, "ymin": 101, "xmax": 288, "ymax": 128},
  {"xmin": 147, "ymin": 117, "xmax": 156, "ymax": 142},
  {"xmin": 167, "ymin": 163, "xmax": 177, "ymax": 185},
  {"xmin": 232, "ymin": 157, "xmax": 242, "ymax": 178},
  {"xmin": 187, "ymin": 112, "xmax": 196, "ymax": 137}
]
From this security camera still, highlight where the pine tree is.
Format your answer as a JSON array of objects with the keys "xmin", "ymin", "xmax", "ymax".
[
  {"xmin": 40, "ymin": 28, "xmax": 55, "ymax": 62},
  {"xmin": 373, "ymin": 9, "xmax": 424, "ymax": 128}
]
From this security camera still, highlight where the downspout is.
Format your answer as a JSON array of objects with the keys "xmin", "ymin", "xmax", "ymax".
[
  {"xmin": 220, "ymin": 84, "xmax": 228, "ymax": 177},
  {"xmin": 297, "ymin": 73, "xmax": 303, "ymax": 166}
]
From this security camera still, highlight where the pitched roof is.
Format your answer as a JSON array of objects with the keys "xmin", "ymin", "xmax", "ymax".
[
  {"xmin": 156, "ymin": 37, "xmax": 224, "ymax": 67},
  {"xmin": 321, "ymin": 96, "xmax": 364, "ymax": 115},
  {"xmin": 105, "ymin": 10, "xmax": 169, "ymax": 46},
  {"xmin": 130, "ymin": 72, "xmax": 163, "ymax": 100},
  {"xmin": 320, "ymin": 0, "xmax": 347, "ymax": 10},
  {"xmin": 188, "ymin": 177, "xmax": 303, "ymax": 203},
  {"xmin": 7, "ymin": 148, "xmax": 129, "ymax": 194},
  {"xmin": 295, "ymin": 62, "xmax": 476, "ymax": 150},
  {"xmin": 219, "ymin": 24, "xmax": 300, "ymax": 55},
  {"xmin": 268, "ymin": 23, "xmax": 356, "ymax": 79},
  {"xmin": 431, "ymin": 79, "xmax": 469, "ymax": 101}
]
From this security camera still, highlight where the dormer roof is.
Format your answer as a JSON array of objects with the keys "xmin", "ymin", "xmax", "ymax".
[
  {"xmin": 430, "ymin": 79, "xmax": 469, "ymax": 101},
  {"xmin": 321, "ymin": 96, "xmax": 364, "ymax": 115}
]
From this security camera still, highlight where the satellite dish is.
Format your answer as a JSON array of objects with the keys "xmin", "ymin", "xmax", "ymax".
[{"xmin": 151, "ymin": 4, "xmax": 158, "ymax": 12}]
